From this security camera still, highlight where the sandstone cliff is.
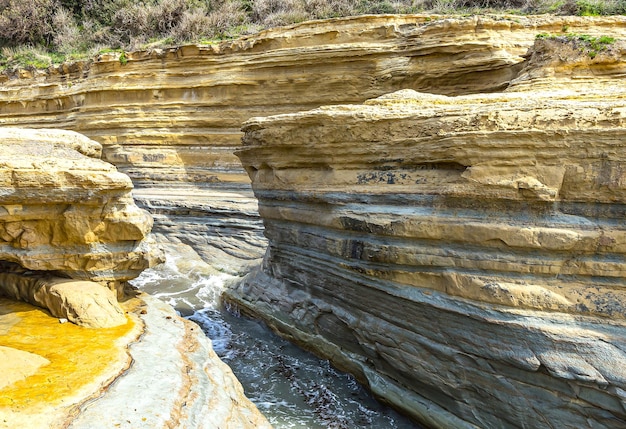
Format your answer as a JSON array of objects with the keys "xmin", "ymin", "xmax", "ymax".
[
  {"xmin": 2, "ymin": 15, "xmax": 626, "ymax": 271},
  {"xmin": 230, "ymin": 36, "xmax": 626, "ymax": 428},
  {"xmin": 0, "ymin": 129, "xmax": 160, "ymax": 290}
]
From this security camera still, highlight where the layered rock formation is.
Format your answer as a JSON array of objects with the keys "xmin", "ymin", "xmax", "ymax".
[
  {"xmin": 2, "ymin": 15, "xmax": 626, "ymax": 270},
  {"xmin": 230, "ymin": 37, "xmax": 626, "ymax": 428},
  {"xmin": 0, "ymin": 128, "xmax": 163, "ymax": 327},
  {"xmin": 0, "ymin": 128, "xmax": 159, "ymax": 288},
  {"xmin": 0, "ymin": 294, "xmax": 271, "ymax": 429},
  {"xmin": 2, "ymin": 13, "xmax": 626, "ymax": 428}
]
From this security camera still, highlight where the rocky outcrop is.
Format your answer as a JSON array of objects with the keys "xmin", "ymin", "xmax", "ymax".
[
  {"xmin": 0, "ymin": 293, "xmax": 270, "ymax": 429},
  {"xmin": 3, "ymin": 15, "xmax": 626, "ymax": 270},
  {"xmin": 0, "ymin": 128, "xmax": 162, "ymax": 327},
  {"xmin": 230, "ymin": 37, "xmax": 626, "ymax": 428},
  {"xmin": 0, "ymin": 128, "xmax": 160, "ymax": 290}
]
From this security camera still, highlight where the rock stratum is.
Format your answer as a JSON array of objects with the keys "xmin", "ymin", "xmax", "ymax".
[
  {"xmin": 0, "ymin": 129, "xmax": 160, "ymax": 292},
  {"xmin": 0, "ymin": 128, "xmax": 164, "ymax": 328},
  {"xmin": 2, "ymin": 14, "xmax": 626, "ymax": 271},
  {"xmin": 230, "ymin": 37, "xmax": 626, "ymax": 428}
]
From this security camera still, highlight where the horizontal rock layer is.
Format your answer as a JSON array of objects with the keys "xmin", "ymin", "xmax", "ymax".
[
  {"xmin": 231, "ymin": 40, "xmax": 626, "ymax": 428},
  {"xmin": 0, "ymin": 128, "xmax": 160, "ymax": 292},
  {"xmin": 0, "ymin": 263, "xmax": 127, "ymax": 328},
  {"xmin": 2, "ymin": 15, "xmax": 626, "ymax": 268}
]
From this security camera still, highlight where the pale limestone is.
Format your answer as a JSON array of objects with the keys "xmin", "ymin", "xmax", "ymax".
[{"xmin": 68, "ymin": 294, "xmax": 271, "ymax": 429}]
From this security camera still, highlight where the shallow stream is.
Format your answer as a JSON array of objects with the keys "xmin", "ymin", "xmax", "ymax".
[{"xmin": 132, "ymin": 246, "xmax": 421, "ymax": 429}]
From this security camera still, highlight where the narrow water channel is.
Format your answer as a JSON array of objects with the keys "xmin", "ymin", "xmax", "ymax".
[{"xmin": 132, "ymin": 246, "xmax": 421, "ymax": 429}]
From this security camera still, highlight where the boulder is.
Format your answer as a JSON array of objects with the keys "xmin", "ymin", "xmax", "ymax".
[{"xmin": 0, "ymin": 267, "xmax": 126, "ymax": 328}]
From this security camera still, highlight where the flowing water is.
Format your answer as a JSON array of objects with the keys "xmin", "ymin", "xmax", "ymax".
[{"xmin": 132, "ymin": 246, "xmax": 421, "ymax": 429}]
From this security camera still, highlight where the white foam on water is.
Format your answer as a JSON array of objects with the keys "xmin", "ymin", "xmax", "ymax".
[{"xmin": 133, "ymin": 247, "xmax": 421, "ymax": 429}]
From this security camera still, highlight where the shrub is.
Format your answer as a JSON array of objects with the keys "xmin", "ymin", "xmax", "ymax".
[
  {"xmin": 204, "ymin": 1, "xmax": 249, "ymax": 38},
  {"xmin": 535, "ymin": 32, "xmax": 617, "ymax": 58},
  {"xmin": 251, "ymin": 0, "xmax": 306, "ymax": 26},
  {"xmin": 302, "ymin": 0, "xmax": 359, "ymax": 18},
  {"xmin": 152, "ymin": 0, "xmax": 190, "ymax": 34},
  {"xmin": 51, "ymin": 7, "xmax": 85, "ymax": 54},
  {"xmin": 0, "ymin": 0, "xmax": 57, "ymax": 45},
  {"xmin": 171, "ymin": 8, "xmax": 214, "ymax": 41}
]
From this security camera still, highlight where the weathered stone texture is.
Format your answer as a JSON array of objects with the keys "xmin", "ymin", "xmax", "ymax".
[
  {"xmin": 0, "ymin": 128, "xmax": 160, "ymax": 290},
  {"xmin": 230, "ymin": 39, "xmax": 626, "ymax": 428},
  {"xmin": 2, "ymin": 15, "xmax": 626, "ymax": 270},
  {"xmin": 0, "ymin": 294, "xmax": 270, "ymax": 429}
]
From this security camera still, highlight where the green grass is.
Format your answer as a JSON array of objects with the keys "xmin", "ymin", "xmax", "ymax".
[
  {"xmin": 536, "ymin": 32, "xmax": 617, "ymax": 58},
  {"xmin": 0, "ymin": 47, "xmax": 56, "ymax": 71}
]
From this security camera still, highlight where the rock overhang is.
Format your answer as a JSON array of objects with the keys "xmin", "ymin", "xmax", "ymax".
[{"xmin": 231, "ymin": 30, "xmax": 626, "ymax": 428}]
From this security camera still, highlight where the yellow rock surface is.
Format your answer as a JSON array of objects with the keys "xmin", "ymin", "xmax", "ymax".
[
  {"xmin": 0, "ymin": 15, "xmax": 624, "ymax": 190},
  {"xmin": 0, "ymin": 346, "xmax": 49, "ymax": 390},
  {"xmin": 0, "ymin": 294, "xmax": 270, "ymax": 429},
  {"xmin": 0, "ymin": 297, "xmax": 138, "ymax": 428}
]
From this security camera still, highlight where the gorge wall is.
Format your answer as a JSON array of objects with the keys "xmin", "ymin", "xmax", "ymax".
[
  {"xmin": 230, "ymin": 37, "xmax": 626, "ymax": 428},
  {"xmin": 2, "ymin": 13, "xmax": 626, "ymax": 428},
  {"xmin": 0, "ymin": 129, "xmax": 269, "ymax": 428},
  {"xmin": 3, "ymin": 14, "xmax": 626, "ymax": 271}
]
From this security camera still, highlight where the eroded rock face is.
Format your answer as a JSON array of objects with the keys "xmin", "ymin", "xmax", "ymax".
[
  {"xmin": 230, "ymin": 39, "xmax": 626, "ymax": 428},
  {"xmin": 2, "ymin": 15, "xmax": 626, "ymax": 270},
  {"xmin": 0, "ymin": 128, "xmax": 162, "ymax": 327},
  {"xmin": 0, "ymin": 128, "xmax": 161, "ymax": 291}
]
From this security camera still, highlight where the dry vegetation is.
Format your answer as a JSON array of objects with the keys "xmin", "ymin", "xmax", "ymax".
[{"xmin": 0, "ymin": 0, "xmax": 624, "ymax": 70}]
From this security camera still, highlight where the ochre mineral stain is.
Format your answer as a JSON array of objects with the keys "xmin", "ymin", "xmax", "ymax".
[{"xmin": 0, "ymin": 297, "xmax": 135, "ymax": 411}]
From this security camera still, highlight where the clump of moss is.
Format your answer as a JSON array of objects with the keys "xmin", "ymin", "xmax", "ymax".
[{"xmin": 536, "ymin": 32, "xmax": 616, "ymax": 58}]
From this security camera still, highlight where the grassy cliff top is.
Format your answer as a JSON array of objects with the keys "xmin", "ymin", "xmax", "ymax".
[{"xmin": 0, "ymin": 0, "xmax": 624, "ymax": 71}]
